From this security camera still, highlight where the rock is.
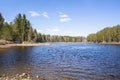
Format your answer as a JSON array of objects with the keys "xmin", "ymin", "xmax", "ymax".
[
  {"xmin": 0, "ymin": 73, "xmax": 33, "ymax": 80},
  {"xmin": 19, "ymin": 73, "xmax": 30, "ymax": 79},
  {"xmin": 36, "ymin": 75, "xmax": 46, "ymax": 80},
  {"xmin": 36, "ymin": 75, "xmax": 39, "ymax": 78}
]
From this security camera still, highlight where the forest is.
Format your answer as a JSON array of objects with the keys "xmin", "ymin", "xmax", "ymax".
[
  {"xmin": 1, "ymin": 13, "xmax": 120, "ymax": 44},
  {"xmin": 0, "ymin": 13, "xmax": 85, "ymax": 43},
  {"xmin": 87, "ymin": 25, "xmax": 120, "ymax": 43}
]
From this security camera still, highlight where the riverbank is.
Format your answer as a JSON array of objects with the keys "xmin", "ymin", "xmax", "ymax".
[
  {"xmin": 0, "ymin": 41, "xmax": 120, "ymax": 48},
  {"xmin": 100, "ymin": 42, "xmax": 120, "ymax": 45},
  {"xmin": 86, "ymin": 41, "xmax": 120, "ymax": 45},
  {"xmin": 0, "ymin": 43, "xmax": 50, "ymax": 48}
]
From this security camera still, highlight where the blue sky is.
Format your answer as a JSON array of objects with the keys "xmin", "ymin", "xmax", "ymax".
[{"xmin": 0, "ymin": 0, "xmax": 120, "ymax": 37}]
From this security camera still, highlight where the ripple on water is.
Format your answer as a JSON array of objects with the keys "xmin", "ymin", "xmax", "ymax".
[{"xmin": 0, "ymin": 43, "xmax": 120, "ymax": 80}]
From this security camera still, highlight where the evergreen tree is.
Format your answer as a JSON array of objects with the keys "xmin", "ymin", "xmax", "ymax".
[
  {"xmin": 13, "ymin": 14, "xmax": 22, "ymax": 42},
  {"xmin": 1, "ymin": 22, "xmax": 13, "ymax": 41},
  {"xmin": 87, "ymin": 25, "xmax": 120, "ymax": 43},
  {"xmin": 0, "ymin": 13, "xmax": 4, "ymax": 39}
]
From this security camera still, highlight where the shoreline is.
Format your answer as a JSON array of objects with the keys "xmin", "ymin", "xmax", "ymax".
[
  {"xmin": 100, "ymin": 42, "xmax": 120, "ymax": 45},
  {"xmin": 0, "ymin": 73, "xmax": 46, "ymax": 80},
  {"xmin": 0, "ymin": 42, "xmax": 120, "ymax": 48},
  {"xmin": 82, "ymin": 41, "xmax": 120, "ymax": 45},
  {"xmin": 0, "ymin": 43, "xmax": 50, "ymax": 48},
  {"xmin": 97, "ymin": 42, "xmax": 120, "ymax": 45}
]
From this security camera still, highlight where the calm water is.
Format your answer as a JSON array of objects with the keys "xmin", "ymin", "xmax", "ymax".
[{"xmin": 0, "ymin": 43, "xmax": 120, "ymax": 80}]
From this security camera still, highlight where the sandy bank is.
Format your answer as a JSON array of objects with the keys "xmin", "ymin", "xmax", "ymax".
[
  {"xmin": 100, "ymin": 42, "xmax": 120, "ymax": 45},
  {"xmin": 0, "ymin": 43, "xmax": 50, "ymax": 48},
  {"xmin": 84, "ymin": 41, "xmax": 120, "ymax": 45}
]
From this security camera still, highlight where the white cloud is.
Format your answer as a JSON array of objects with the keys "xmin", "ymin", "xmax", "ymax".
[
  {"xmin": 59, "ymin": 14, "xmax": 72, "ymax": 23},
  {"xmin": 29, "ymin": 11, "xmax": 49, "ymax": 18},
  {"xmin": 29, "ymin": 11, "xmax": 40, "ymax": 17},
  {"xmin": 60, "ymin": 17, "xmax": 72, "ymax": 23},
  {"xmin": 42, "ymin": 12, "xmax": 49, "ymax": 18}
]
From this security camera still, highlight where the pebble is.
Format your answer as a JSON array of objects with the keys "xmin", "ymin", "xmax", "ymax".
[
  {"xmin": 0, "ymin": 73, "xmax": 32, "ymax": 80},
  {"xmin": 0, "ymin": 73, "xmax": 48, "ymax": 80}
]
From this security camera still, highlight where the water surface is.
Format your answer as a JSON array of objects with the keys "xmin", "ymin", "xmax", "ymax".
[{"xmin": 0, "ymin": 43, "xmax": 120, "ymax": 80}]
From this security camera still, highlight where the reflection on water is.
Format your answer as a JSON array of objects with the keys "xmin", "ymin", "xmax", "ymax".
[{"xmin": 0, "ymin": 43, "xmax": 120, "ymax": 80}]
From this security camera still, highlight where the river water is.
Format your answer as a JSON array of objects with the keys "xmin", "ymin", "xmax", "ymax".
[{"xmin": 0, "ymin": 43, "xmax": 120, "ymax": 80}]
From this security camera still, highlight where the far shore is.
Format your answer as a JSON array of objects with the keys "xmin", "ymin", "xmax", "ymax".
[
  {"xmin": 0, "ymin": 42, "xmax": 120, "ymax": 48},
  {"xmin": 100, "ymin": 42, "xmax": 120, "ymax": 45},
  {"xmin": 87, "ymin": 42, "xmax": 120, "ymax": 45},
  {"xmin": 0, "ymin": 43, "xmax": 50, "ymax": 48}
]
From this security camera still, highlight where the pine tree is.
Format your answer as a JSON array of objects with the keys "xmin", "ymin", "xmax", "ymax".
[
  {"xmin": 0, "ymin": 13, "xmax": 4, "ymax": 39},
  {"xmin": 1, "ymin": 22, "xmax": 13, "ymax": 41}
]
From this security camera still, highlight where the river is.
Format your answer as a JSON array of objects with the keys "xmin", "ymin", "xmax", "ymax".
[{"xmin": 0, "ymin": 43, "xmax": 120, "ymax": 80}]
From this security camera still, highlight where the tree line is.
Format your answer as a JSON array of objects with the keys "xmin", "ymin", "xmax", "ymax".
[
  {"xmin": 87, "ymin": 25, "xmax": 120, "ymax": 43},
  {"xmin": 0, "ymin": 13, "xmax": 85, "ymax": 43},
  {"xmin": 38, "ymin": 34, "xmax": 85, "ymax": 42}
]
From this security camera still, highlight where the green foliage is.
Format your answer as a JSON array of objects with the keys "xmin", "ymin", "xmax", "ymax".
[
  {"xmin": 0, "ymin": 13, "xmax": 36, "ymax": 43},
  {"xmin": 0, "ymin": 12, "xmax": 86, "ymax": 43},
  {"xmin": 87, "ymin": 34, "xmax": 97, "ymax": 42},
  {"xmin": 0, "ymin": 12, "xmax": 87, "ymax": 43},
  {"xmin": 87, "ymin": 25, "xmax": 120, "ymax": 43},
  {"xmin": 1, "ymin": 22, "xmax": 13, "ymax": 41},
  {"xmin": 13, "ymin": 14, "xmax": 37, "ymax": 43},
  {"xmin": 0, "ymin": 13, "xmax": 4, "ymax": 28},
  {"xmin": 13, "ymin": 14, "xmax": 22, "ymax": 42},
  {"xmin": 1, "ymin": 12, "xmax": 120, "ymax": 43},
  {"xmin": 38, "ymin": 35, "xmax": 85, "ymax": 42},
  {"xmin": 0, "ymin": 13, "xmax": 4, "ymax": 38}
]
